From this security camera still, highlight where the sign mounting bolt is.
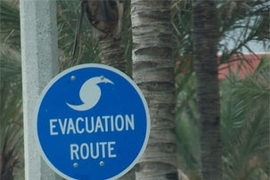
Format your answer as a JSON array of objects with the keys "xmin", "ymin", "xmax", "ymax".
[
  {"xmin": 71, "ymin": 75, "xmax": 76, "ymax": 81},
  {"xmin": 99, "ymin": 161, "xmax": 105, "ymax": 166},
  {"xmin": 73, "ymin": 163, "xmax": 78, "ymax": 168}
]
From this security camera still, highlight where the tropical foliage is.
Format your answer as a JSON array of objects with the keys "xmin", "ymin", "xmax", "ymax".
[
  {"xmin": 0, "ymin": 0, "xmax": 269, "ymax": 179},
  {"xmin": 221, "ymin": 56, "xmax": 270, "ymax": 180},
  {"xmin": 173, "ymin": 0, "xmax": 269, "ymax": 179},
  {"xmin": 0, "ymin": 46, "xmax": 23, "ymax": 180},
  {"xmin": 0, "ymin": 1, "xmax": 23, "ymax": 179},
  {"xmin": 176, "ymin": 55, "xmax": 270, "ymax": 180}
]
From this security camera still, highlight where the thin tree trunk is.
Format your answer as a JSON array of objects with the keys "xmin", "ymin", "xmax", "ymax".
[
  {"xmin": 131, "ymin": 0, "xmax": 178, "ymax": 179},
  {"xmin": 192, "ymin": 1, "xmax": 222, "ymax": 179}
]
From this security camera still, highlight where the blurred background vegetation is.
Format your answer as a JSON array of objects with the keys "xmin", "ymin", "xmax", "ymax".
[{"xmin": 0, "ymin": 0, "xmax": 269, "ymax": 179}]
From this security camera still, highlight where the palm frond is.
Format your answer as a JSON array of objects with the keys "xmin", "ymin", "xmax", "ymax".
[
  {"xmin": 176, "ymin": 71, "xmax": 201, "ymax": 180},
  {"xmin": 0, "ymin": 44, "xmax": 23, "ymax": 180},
  {"xmin": 1, "ymin": 1, "xmax": 23, "ymax": 178},
  {"xmin": 218, "ymin": 0, "xmax": 270, "ymax": 56},
  {"xmin": 221, "ymin": 57, "xmax": 269, "ymax": 180},
  {"xmin": 0, "ymin": 1, "xmax": 20, "ymax": 48}
]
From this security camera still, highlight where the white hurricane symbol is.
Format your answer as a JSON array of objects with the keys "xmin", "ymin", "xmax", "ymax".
[{"xmin": 66, "ymin": 76, "xmax": 114, "ymax": 111}]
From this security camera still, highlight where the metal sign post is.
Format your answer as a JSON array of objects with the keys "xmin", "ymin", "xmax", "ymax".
[{"xmin": 20, "ymin": 0, "xmax": 61, "ymax": 179}]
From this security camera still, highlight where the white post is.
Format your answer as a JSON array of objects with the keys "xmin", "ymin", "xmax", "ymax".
[{"xmin": 20, "ymin": 0, "xmax": 61, "ymax": 179}]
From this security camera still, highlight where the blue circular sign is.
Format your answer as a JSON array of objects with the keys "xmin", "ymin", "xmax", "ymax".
[{"xmin": 35, "ymin": 64, "xmax": 150, "ymax": 180}]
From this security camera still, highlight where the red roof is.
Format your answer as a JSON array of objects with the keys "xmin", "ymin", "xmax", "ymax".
[{"xmin": 218, "ymin": 53, "xmax": 268, "ymax": 79}]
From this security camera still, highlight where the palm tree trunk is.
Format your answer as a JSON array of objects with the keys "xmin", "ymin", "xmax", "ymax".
[
  {"xmin": 92, "ymin": 8, "xmax": 133, "ymax": 180},
  {"xmin": 192, "ymin": 1, "xmax": 221, "ymax": 179},
  {"xmin": 131, "ymin": 0, "xmax": 178, "ymax": 179},
  {"xmin": 98, "ymin": 37, "xmax": 126, "ymax": 73},
  {"xmin": 97, "ymin": 34, "xmax": 133, "ymax": 180}
]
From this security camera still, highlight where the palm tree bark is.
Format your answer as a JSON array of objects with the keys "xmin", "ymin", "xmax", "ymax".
[
  {"xmin": 192, "ymin": 1, "xmax": 221, "ymax": 179},
  {"xmin": 131, "ymin": 0, "xmax": 178, "ymax": 179},
  {"xmin": 82, "ymin": 0, "xmax": 127, "ymax": 73},
  {"xmin": 93, "ymin": 22, "xmax": 134, "ymax": 180},
  {"xmin": 88, "ymin": 3, "xmax": 133, "ymax": 178},
  {"xmin": 98, "ymin": 37, "xmax": 126, "ymax": 73}
]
